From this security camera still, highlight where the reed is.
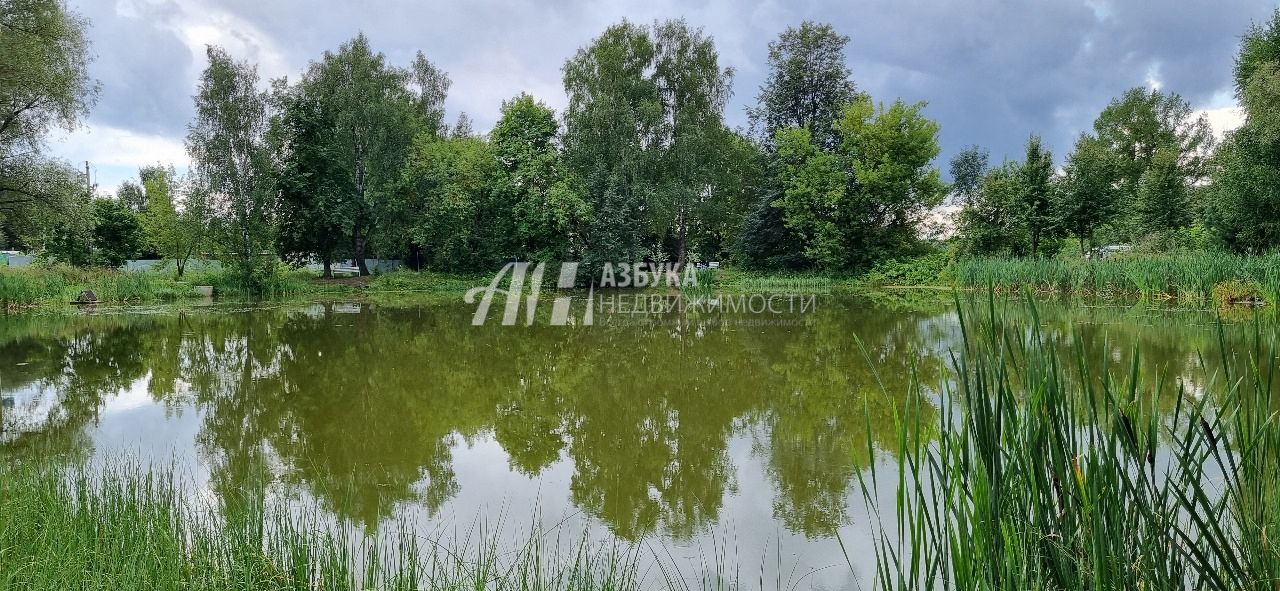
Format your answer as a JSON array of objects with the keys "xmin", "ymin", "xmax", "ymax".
[
  {"xmin": 0, "ymin": 460, "xmax": 653, "ymax": 591},
  {"xmin": 857, "ymin": 297, "xmax": 1280, "ymax": 590},
  {"xmin": 954, "ymin": 252, "xmax": 1280, "ymax": 302}
]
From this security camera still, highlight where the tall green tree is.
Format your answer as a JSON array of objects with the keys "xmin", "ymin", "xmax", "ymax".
[
  {"xmin": 490, "ymin": 94, "xmax": 588, "ymax": 262},
  {"xmin": 1091, "ymin": 87, "xmax": 1213, "ymax": 239},
  {"xmin": 117, "ymin": 180, "xmax": 146, "ymax": 212},
  {"xmin": 1059, "ymin": 134, "xmax": 1120, "ymax": 253},
  {"xmin": 10, "ymin": 161, "xmax": 91, "ymax": 258},
  {"xmin": 409, "ymin": 51, "xmax": 451, "ymax": 138},
  {"xmin": 270, "ymin": 84, "xmax": 350, "ymax": 277},
  {"xmin": 562, "ymin": 21, "xmax": 663, "ymax": 268},
  {"xmin": 772, "ymin": 126, "xmax": 846, "ymax": 267},
  {"xmin": 739, "ymin": 22, "xmax": 855, "ymax": 269},
  {"xmin": 91, "ymin": 197, "xmax": 141, "ymax": 267},
  {"xmin": 772, "ymin": 97, "xmax": 945, "ymax": 270},
  {"xmin": 563, "ymin": 20, "xmax": 757, "ymax": 268},
  {"xmin": 1135, "ymin": 147, "xmax": 1190, "ymax": 237},
  {"xmin": 1015, "ymin": 135, "xmax": 1058, "ymax": 257},
  {"xmin": 139, "ymin": 164, "xmax": 209, "ymax": 278},
  {"xmin": 1208, "ymin": 9, "xmax": 1280, "ymax": 251},
  {"xmin": 399, "ymin": 135, "xmax": 499, "ymax": 270},
  {"xmin": 949, "ymin": 146, "xmax": 989, "ymax": 207},
  {"xmin": 302, "ymin": 34, "xmax": 419, "ymax": 275},
  {"xmin": 747, "ymin": 21, "xmax": 857, "ymax": 150},
  {"xmin": 957, "ymin": 162, "xmax": 1029, "ymax": 256},
  {"xmin": 187, "ymin": 46, "xmax": 274, "ymax": 282},
  {"xmin": 0, "ymin": 0, "xmax": 97, "ymax": 243},
  {"xmin": 650, "ymin": 19, "xmax": 737, "ymax": 265}
]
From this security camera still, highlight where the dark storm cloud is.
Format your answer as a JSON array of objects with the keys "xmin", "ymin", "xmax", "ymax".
[
  {"xmin": 64, "ymin": 0, "xmax": 1276, "ymax": 188},
  {"xmin": 73, "ymin": 0, "xmax": 193, "ymax": 137}
]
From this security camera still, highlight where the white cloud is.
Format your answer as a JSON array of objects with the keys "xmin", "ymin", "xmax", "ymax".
[
  {"xmin": 1201, "ymin": 105, "xmax": 1246, "ymax": 139},
  {"xmin": 48, "ymin": 123, "xmax": 190, "ymax": 191},
  {"xmin": 1195, "ymin": 88, "xmax": 1246, "ymax": 140},
  {"xmin": 115, "ymin": 0, "xmax": 291, "ymax": 80}
]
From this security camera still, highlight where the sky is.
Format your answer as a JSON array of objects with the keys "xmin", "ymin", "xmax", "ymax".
[{"xmin": 49, "ymin": 0, "xmax": 1274, "ymax": 193}]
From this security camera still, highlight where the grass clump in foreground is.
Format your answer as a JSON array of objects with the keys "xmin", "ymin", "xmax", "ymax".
[
  {"xmin": 859, "ymin": 299, "xmax": 1280, "ymax": 590},
  {"xmin": 0, "ymin": 461, "xmax": 649, "ymax": 591}
]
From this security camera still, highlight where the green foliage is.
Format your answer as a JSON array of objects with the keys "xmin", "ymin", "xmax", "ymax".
[
  {"xmin": 735, "ymin": 22, "xmax": 857, "ymax": 271},
  {"xmin": 408, "ymin": 51, "xmax": 451, "ymax": 137},
  {"xmin": 490, "ymin": 94, "xmax": 589, "ymax": 262},
  {"xmin": 562, "ymin": 19, "xmax": 745, "ymax": 270},
  {"xmin": 398, "ymin": 135, "xmax": 502, "ymax": 270},
  {"xmin": 0, "ymin": 0, "xmax": 96, "ymax": 258},
  {"xmin": 772, "ymin": 97, "xmax": 945, "ymax": 270},
  {"xmin": 0, "ymin": 0, "xmax": 97, "ymax": 217},
  {"xmin": 0, "ymin": 265, "xmax": 197, "ymax": 307},
  {"xmin": 1235, "ymin": 9, "xmax": 1280, "ymax": 96},
  {"xmin": 1207, "ymin": 126, "xmax": 1280, "ymax": 251},
  {"xmin": 747, "ymin": 21, "xmax": 857, "ymax": 150},
  {"xmin": 1059, "ymin": 134, "xmax": 1121, "ymax": 252},
  {"xmin": 1136, "ymin": 147, "xmax": 1191, "ymax": 235},
  {"xmin": 956, "ymin": 162, "xmax": 1028, "ymax": 256},
  {"xmin": 861, "ymin": 250, "xmax": 954, "ymax": 287},
  {"xmin": 772, "ymin": 126, "xmax": 846, "ymax": 267},
  {"xmin": 1211, "ymin": 279, "xmax": 1266, "ymax": 307},
  {"xmin": 117, "ymin": 179, "xmax": 145, "ymax": 212},
  {"xmin": 1015, "ymin": 134, "xmax": 1059, "ymax": 256},
  {"xmin": 301, "ymin": 34, "xmax": 421, "ymax": 275},
  {"xmin": 948, "ymin": 145, "xmax": 988, "ymax": 207},
  {"xmin": 188, "ymin": 46, "xmax": 274, "ymax": 283},
  {"xmin": 270, "ymin": 83, "xmax": 351, "ymax": 275},
  {"xmin": 139, "ymin": 165, "xmax": 208, "ymax": 278},
  {"xmin": 1208, "ymin": 11, "xmax": 1280, "ymax": 253},
  {"xmin": 1091, "ymin": 87, "xmax": 1214, "ymax": 240},
  {"xmin": 735, "ymin": 185, "xmax": 810, "ymax": 270},
  {"xmin": 90, "ymin": 198, "xmax": 142, "ymax": 267}
]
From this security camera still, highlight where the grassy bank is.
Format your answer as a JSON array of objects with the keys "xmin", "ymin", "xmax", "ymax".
[
  {"xmin": 859, "ymin": 301, "xmax": 1280, "ymax": 589},
  {"xmin": 954, "ymin": 252, "xmax": 1280, "ymax": 303},
  {"xmin": 0, "ymin": 460, "xmax": 650, "ymax": 591},
  {"xmin": 0, "ymin": 266, "xmax": 490, "ymax": 309}
]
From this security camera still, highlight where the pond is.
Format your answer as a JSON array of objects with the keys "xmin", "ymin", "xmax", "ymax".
[{"xmin": 0, "ymin": 294, "xmax": 1265, "ymax": 589}]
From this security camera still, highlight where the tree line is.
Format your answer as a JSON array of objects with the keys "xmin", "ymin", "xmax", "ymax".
[{"xmin": 4, "ymin": 0, "xmax": 1280, "ymax": 285}]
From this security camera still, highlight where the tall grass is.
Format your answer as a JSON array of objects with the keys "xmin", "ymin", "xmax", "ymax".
[
  {"xmin": 0, "ymin": 265, "xmax": 196, "ymax": 307},
  {"xmin": 0, "ymin": 460, "xmax": 652, "ymax": 591},
  {"xmin": 954, "ymin": 252, "xmax": 1280, "ymax": 302},
  {"xmin": 858, "ymin": 298, "xmax": 1280, "ymax": 590},
  {"xmin": 704, "ymin": 268, "xmax": 837, "ymax": 293}
]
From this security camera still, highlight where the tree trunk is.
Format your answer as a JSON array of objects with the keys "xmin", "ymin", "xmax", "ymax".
[
  {"xmin": 353, "ymin": 146, "xmax": 370, "ymax": 277},
  {"xmin": 409, "ymin": 244, "xmax": 423, "ymax": 271},
  {"xmin": 242, "ymin": 226, "xmax": 252, "ymax": 276},
  {"xmin": 676, "ymin": 209, "xmax": 688, "ymax": 266},
  {"xmin": 322, "ymin": 255, "xmax": 333, "ymax": 279},
  {"xmin": 353, "ymin": 223, "xmax": 370, "ymax": 276}
]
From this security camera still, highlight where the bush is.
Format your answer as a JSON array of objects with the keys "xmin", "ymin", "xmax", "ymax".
[
  {"xmin": 1212, "ymin": 279, "xmax": 1266, "ymax": 307},
  {"xmin": 861, "ymin": 251, "xmax": 954, "ymax": 286}
]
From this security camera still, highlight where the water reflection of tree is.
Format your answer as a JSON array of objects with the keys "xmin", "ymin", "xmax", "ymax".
[
  {"xmin": 0, "ymin": 315, "xmax": 159, "ymax": 454},
  {"xmin": 751, "ymin": 301, "xmax": 945, "ymax": 537},
  {"xmin": 5, "ymin": 297, "xmax": 1271, "ymax": 543}
]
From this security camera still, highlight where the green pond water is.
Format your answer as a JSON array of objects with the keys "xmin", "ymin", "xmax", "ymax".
[{"xmin": 0, "ymin": 294, "xmax": 1267, "ymax": 589}]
